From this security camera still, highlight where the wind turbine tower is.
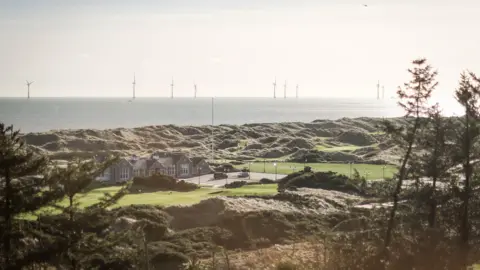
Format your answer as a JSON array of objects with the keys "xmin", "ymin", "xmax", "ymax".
[
  {"xmin": 296, "ymin": 84, "xmax": 299, "ymax": 99},
  {"xmin": 132, "ymin": 73, "xmax": 136, "ymax": 100},
  {"xmin": 284, "ymin": 80, "xmax": 287, "ymax": 99},
  {"xmin": 26, "ymin": 80, "xmax": 34, "ymax": 99},
  {"xmin": 382, "ymin": 85, "xmax": 385, "ymax": 99},
  {"xmin": 273, "ymin": 77, "xmax": 277, "ymax": 99},
  {"xmin": 194, "ymin": 83, "xmax": 197, "ymax": 98},
  {"xmin": 170, "ymin": 78, "xmax": 174, "ymax": 99},
  {"xmin": 376, "ymin": 80, "xmax": 380, "ymax": 100}
]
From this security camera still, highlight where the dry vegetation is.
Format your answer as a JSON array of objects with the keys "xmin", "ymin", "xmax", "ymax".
[{"xmin": 22, "ymin": 117, "xmax": 402, "ymax": 164}]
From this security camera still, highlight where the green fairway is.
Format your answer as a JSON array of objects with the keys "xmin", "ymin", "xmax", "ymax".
[
  {"xmin": 315, "ymin": 144, "xmax": 364, "ymax": 152},
  {"xmin": 238, "ymin": 162, "xmax": 397, "ymax": 180},
  {"xmin": 53, "ymin": 184, "xmax": 279, "ymax": 210}
]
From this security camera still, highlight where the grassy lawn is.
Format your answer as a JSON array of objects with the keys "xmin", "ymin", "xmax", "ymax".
[
  {"xmin": 239, "ymin": 162, "xmax": 397, "ymax": 180},
  {"xmin": 36, "ymin": 184, "xmax": 279, "ymax": 214},
  {"xmin": 315, "ymin": 144, "xmax": 363, "ymax": 152}
]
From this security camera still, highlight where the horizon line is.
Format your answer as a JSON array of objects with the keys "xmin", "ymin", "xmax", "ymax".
[{"xmin": 0, "ymin": 96, "xmax": 396, "ymax": 99}]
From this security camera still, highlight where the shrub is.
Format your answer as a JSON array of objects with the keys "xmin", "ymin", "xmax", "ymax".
[
  {"xmin": 224, "ymin": 181, "xmax": 247, "ymax": 189},
  {"xmin": 278, "ymin": 171, "xmax": 362, "ymax": 194},
  {"xmin": 131, "ymin": 175, "xmax": 198, "ymax": 192},
  {"xmin": 260, "ymin": 178, "xmax": 276, "ymax": 184},
  {"xmin": 230, "ymin": 160, "xmax": 245, "ymax": 165}
]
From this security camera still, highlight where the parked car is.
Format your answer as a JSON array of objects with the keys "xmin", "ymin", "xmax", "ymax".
[
  {"xmin": 237, "ymin": 168, "xmax": 250, "ymax": 178},
  {"xmin": 214, "ymin": 172, "xmax": 228, "ymax": 180}
]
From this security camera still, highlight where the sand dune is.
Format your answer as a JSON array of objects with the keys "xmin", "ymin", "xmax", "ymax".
[{"xmin": 22, "ymin": 117, "xmax": 404, "ymax": 163}]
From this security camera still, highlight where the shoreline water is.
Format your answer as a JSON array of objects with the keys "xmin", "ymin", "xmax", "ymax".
[{"xmin": 1, "ymin": 97, "xmax": 403, "ymax": 133}]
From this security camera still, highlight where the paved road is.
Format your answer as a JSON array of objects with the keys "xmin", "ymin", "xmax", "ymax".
[{"xmin": 180, "ymin": 172, "xmax": 287, "ymax": 187}]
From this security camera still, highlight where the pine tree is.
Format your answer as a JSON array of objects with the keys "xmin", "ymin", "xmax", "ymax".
[
  {"xmin": 453, "ymin": 71, "xmax": 480, "ymax": 268},
  {"xmin": 45, "ymin": 157, "xmax": 129, "ymax": 269},
  {"xmin": 0, "ymin": 123, "xmax": 64, "ymax": 269},
  {"xmin": 415, "ymin": 104, "xmax": 454, "ymax": 228},
  {"xmin": 383, "ymin": 58, "xmax": 438, "ymax": 251}
]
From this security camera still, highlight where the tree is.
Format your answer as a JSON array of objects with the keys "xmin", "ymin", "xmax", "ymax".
[
  {"xmin": 415, "ymin": 104, "xmax": 454, "ymax": 228},
  {"xmin": 45, "ymin": 157, "xmax": 130, "ymax": 269},
  {"xmin": 452, "ymin": 71, "xmax": 480, "ymax": 268},
  {"xmin": 0, "ymin": 123, "xmax": 64, "ymax": 269},
  {"xmin": 383, "ymin": 58, "xmax": 438, "ymax": 251}
]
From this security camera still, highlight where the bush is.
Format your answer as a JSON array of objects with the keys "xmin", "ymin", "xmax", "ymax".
[
  {"xmin": 260, "ymin": 178, "xmax": 276, "ymax": 184},
  {"xmin": 224, "ymin": 181, "xmax": 247, "ymax": 189},
  {"xmin": 277, "ymin": 171, "xmax": 362, "ymax": 194},
  {"xmin": 131, "ymin": 175, "xmax": 198, "ymax": 192},
  {"xmin": 230, "ymin": 160, "xmax": 245, "ymax": 165}
]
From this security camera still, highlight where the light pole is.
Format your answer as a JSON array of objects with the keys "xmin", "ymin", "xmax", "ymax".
[
  {"xmin": 364, "ymin": 170, "xmax": 370, "ymax": 181},
  {"xmin": 198, "ymin": 167, "xmax": 201, "ymax": 185},
  {"xmin": 225, "ymin": 168, "xmax": 228, "ymax": 185},
  {"xmin": 263, "ymin": 159, "xmax": 266, "ymax": 173},
  {"xmin": 349, "ymin": 162, "xmax": 353, "ymax": 179},
  {"xmin": 273, "ymin": 162, "xmax": 278, "ymax": 181},
  {"xmin": 249, "ymin": 162, "xmax": 252, "ymax": 180}
]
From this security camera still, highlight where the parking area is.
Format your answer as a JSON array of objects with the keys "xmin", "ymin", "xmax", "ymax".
[{"xmin": 181, "ymin": 172, "xmax": 287, "ymax": 187}]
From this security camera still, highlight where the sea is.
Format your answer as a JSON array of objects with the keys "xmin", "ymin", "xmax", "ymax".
[{"xmin": 0, "ymin": 97, "xmax": 460, "ymax": 133}]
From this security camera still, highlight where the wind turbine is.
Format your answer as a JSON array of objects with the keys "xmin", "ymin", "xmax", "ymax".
[
  {"xmin": 284, "ymin": 80, "xmax": 287, "ymax": 99},
  {"xmin": 273, "ymin": 77, "xmax": 277, "ymax": 99},
  {"xmin": 194, "ymin": 82, "xmax": 197, "ymax": 98},
  {"xmin": 26, "ymin": 80, "xmax": 34, "ymax": 99},
  {"xmin": 170, "ymin": 77, "xmax": 174, "ymax": 99},
  {"xmin": 296, "ymin": 84, "xmax": 299, "ymax": 99},
  {"xmin": 376, "ymin": 80, "xmax": 380, "ymax": 100},
  {"xmin": 132, "ymin": 73, "xmax": 136, "ymax": 100}
]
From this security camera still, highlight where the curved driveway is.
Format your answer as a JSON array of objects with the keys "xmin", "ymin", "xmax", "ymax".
[{"xmin": 180, "ymin": 172, "xmax": 287, "ymax": 187}]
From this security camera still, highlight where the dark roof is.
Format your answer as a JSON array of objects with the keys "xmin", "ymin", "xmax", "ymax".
[
  {"xmin": 171, "ymin": 152, "xmax": 188, "ymax": 164},
  {"xmin": 146, "ymin": 159, "xmax": 157, "ymax": 170},
  {"xmin": 191, "ymin": 157, "xmax": 205, "ymax": 167}
]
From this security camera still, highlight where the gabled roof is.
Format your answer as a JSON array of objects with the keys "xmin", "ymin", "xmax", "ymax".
[
  {"xmin": 170, "ymin": 152, "xmax": 190, "ymax": 164},
  {"xmin": 146, "ymin": 159, "xmax": 157, "ymax": 170},
  {"xmin": 120, "ymin": 157, "xmax": 134, "ymax": 167},
  {"xmin": 132, "ymin": 158, "xmax": 148, "ymax": 170},
  {"xmin": 191, "ymin": 157, "xmax": 205, "ymax": 167}
]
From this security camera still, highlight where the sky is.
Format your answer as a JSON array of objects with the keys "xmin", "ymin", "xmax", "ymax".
[{"xmin": 1, "ymin": 0, "xmax": 480, "ymax": 99}]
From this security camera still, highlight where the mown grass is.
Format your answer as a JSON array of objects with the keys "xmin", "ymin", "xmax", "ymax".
[
  {"xmin": 315, "ymin": 144, "xmax": 364, "ymax": 152},
  {"xmin": 238, "ymin": 162, "xmax": 396, "ymax": 180},
  {"xmin": 23, "ymin": 184, "xmax": 279, "ymax": 220}
]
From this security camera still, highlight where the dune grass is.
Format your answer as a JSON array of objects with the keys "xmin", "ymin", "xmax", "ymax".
[{"xmin": 239, "ymin": 162, "xmax": 396, "ymax": 180}]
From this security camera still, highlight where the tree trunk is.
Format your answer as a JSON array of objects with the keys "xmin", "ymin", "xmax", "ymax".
[
  {"xmin": 384, "ymin": 117, "xmax": 420, "ymax": 251},
  {"xmin": 3, "ymin": 168, "xmax": 12, "ymax": 268},
  {"xmin": 459, "ymin": 109, "xmax": 471, "ymax": 269},
  {"xmin": 428, "ymin": 175, "xmax": 437, "ymax": 228}
]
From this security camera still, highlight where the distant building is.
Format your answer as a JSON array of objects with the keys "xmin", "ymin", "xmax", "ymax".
[{"xmin": 95, "ymin": 152, "xmax": 212, "ymax": 183}]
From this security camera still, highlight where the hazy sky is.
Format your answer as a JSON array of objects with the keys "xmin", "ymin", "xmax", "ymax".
[{"xmin": 1, "ymin": 0, "xmax": 479, "ymax": 99}]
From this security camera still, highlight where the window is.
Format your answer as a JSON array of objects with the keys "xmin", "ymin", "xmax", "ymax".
[
  {"xmin": 181, "ymin": 164, "xmax": 189, "ymax": 175},
  {"xmin": 120, "ymin": 167, "xmax": 129, "ymax": 180},
  {"xmin": 167, "ymin": 166, "xmax": 174, "ymax": 175},
  {"xmin": 102, "ymin": 169, "xmax": 110, "ymax": 177}
]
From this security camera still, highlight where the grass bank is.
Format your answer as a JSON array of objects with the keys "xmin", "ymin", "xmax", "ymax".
[
  {"xmin": 48, "ymin": 184, "xmax": 279, "ymax": 209},
  {"xmin": 236, "ymin": 162, "xmax": 397, "ymax": 180}
]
